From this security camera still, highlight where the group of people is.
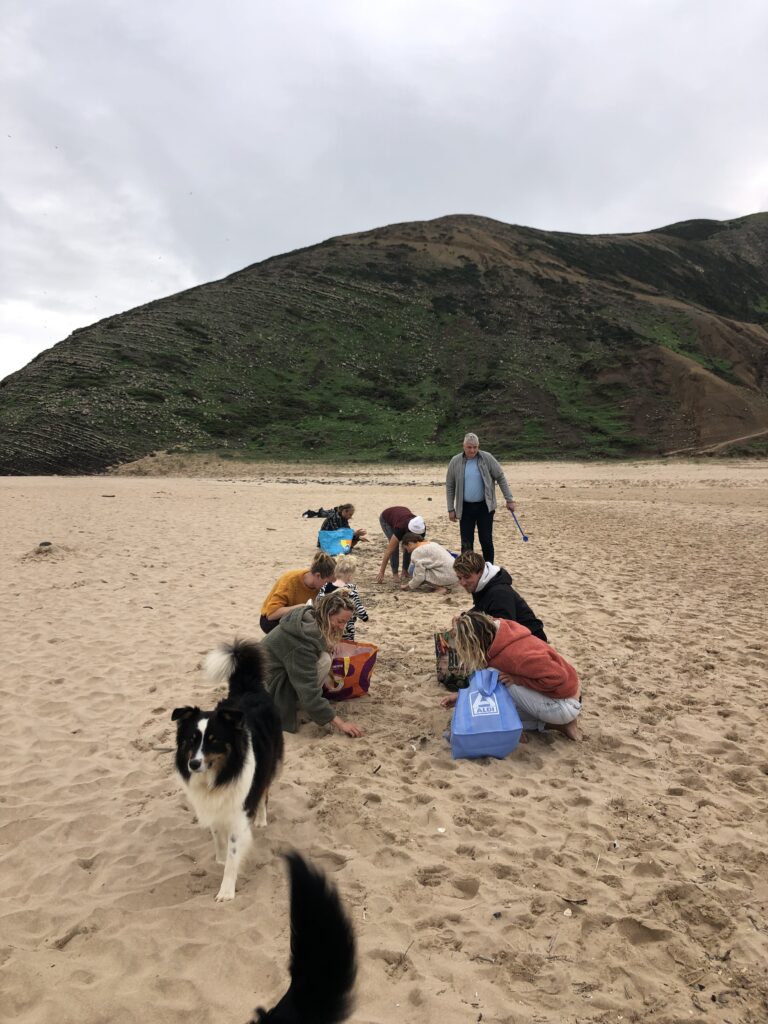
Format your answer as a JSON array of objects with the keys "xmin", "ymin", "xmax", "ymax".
[{"xmin": 255, "ymin": 431, "xmax": 582, "ymax": 746}]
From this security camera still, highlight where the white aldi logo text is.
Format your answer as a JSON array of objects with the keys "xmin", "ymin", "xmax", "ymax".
[{"xmin": 471, "ymin": 692, "xmax": 499, "ymax": 718}]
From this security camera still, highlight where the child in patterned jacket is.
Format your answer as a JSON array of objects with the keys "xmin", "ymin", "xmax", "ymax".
[{"xmin": 319, "ymin": 554, "xmax": 369, "ymax": 641}]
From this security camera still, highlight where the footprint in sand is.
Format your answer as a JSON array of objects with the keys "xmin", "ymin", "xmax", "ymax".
[
  {"xmin": 614, "ymin": 916, "xmax": 672, "ymax": 945},
  {"xmin": 367, "ymin": 947, "xmax": 420, "ymax": 979},
  {"xmin": 377, "ymin": 847, "xmax": 413, "ymax": 867},
  {"xmin": 415, "ymin": 912, "xmax": 462, "ymax": 931},
  {"xmin": 631, "ymin": 856, "xmax": 666, "ymax": 878},
  {"xmin": 0, "ymin": 817, "xmax": 46, "ymax": 844},
  {"xmin": 49, "ymin": 922, "xmax": 97, "ymax": 950},
  {"xmin": 415, "ymin": 865, "xmax": 480, "ymax": 899},
  {"xmin": 307, "ymin": 849, "xmax": 348, "ymax": 872},
  {"xmin": 452, "ymin": 876, "xmax": 480, "ymax": 899},
  {"xmin": 416, "ymin": 865, "xmax": 445, "ymax": 887}
]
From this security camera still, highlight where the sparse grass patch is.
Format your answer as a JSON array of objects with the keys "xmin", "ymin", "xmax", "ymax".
[{"xmin": 645, "ymin": 319, "xmax": 738, "ymax": 384}]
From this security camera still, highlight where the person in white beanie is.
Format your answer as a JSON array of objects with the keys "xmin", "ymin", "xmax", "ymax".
[
  {"xmin": 376, "ymin": 505, "xmax": 426, "ymax": 583},
  {"xmin": 445, "ymin": 432, "xmax": 515, "ymax": 563}
]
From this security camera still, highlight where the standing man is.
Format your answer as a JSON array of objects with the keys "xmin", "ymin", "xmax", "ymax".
[{"xmin": 445, "ymin": 432, "xmax": 515, "ymax": 563}]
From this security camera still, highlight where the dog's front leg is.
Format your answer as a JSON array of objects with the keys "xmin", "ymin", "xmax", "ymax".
[
  {"xmin": 211, "ymin": 827, "xmax": 227, "ymax": 865},
  {"xmin": 215, "ymin": 817, "xmax": 252, "ymax": 902}
]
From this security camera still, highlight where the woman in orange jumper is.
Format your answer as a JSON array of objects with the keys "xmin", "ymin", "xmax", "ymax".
[{"xmin": 441, "ymin": 610, "xmax": 582, "ymax": 739}]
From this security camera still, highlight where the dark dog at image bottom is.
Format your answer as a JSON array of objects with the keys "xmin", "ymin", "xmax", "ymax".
[
  {"xmin": 252, "ymin": 853, "xmax": 357, "ymax": 1023},
  {"xmin": 172, "ymin": 639, "xmax": 284, "ymax": 901}
]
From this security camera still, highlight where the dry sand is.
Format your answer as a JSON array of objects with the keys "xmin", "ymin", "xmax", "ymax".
[{"xmin": 1, "ymin": 459, "xmax": 767, "ymax": 1024}]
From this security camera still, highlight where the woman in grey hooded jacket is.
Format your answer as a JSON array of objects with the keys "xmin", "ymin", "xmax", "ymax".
[{"xmin": 261, "ymin": 591, "xmax": 363, "ymax": 737}]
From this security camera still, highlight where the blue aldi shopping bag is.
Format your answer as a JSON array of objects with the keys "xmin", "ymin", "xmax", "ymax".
[
  {"xmin": 317, "ymin": 527, "xmax": 355, "ymax": 555},
  {"xmin": 451, "ymin": 668, "xmax": 523, "ymax": 760}
]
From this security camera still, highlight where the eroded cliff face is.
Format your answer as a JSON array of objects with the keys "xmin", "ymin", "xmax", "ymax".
[{"xmin": 2, "ymin": 212, "xmax": 768, "ymax": 474}]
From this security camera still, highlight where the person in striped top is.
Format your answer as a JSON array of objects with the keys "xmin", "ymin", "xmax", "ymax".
[{"xmin": 318, "ymin": 554, "xmax": 370, "ymax": 641}]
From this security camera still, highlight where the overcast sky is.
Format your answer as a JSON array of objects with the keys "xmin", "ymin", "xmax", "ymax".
[{"xmin": 2, "ymin": 0, "xmax": 767, "ymax": 381}]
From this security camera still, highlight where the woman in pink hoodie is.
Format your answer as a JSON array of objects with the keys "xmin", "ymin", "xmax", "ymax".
[{"xmin": 441, "ymin": 610, "xmax": 582, "ymax": 739}]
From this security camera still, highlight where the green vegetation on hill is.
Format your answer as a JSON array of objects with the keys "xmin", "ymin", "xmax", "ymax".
[{"xmin": 1, "ymin": 212, "xmax": 768, "ymax": 473}]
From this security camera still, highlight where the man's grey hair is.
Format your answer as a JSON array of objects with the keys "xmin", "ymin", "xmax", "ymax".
[{"xmin": 463, "ymin": 432, "xmax": 480, "ymax": 445}]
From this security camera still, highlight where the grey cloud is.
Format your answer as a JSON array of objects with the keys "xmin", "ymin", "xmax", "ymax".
[{"xmin": 1, "ymin": 0, "xmax": 767, "ymax": 380}]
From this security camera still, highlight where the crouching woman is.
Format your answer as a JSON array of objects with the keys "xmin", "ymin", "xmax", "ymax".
[
  {"xmin": 442, "ymin": 611, "xmax": 582, "ymax": 739},
  {"xmin": 261, "ymin": 591, "xmax": 364, "ymax": 738}
]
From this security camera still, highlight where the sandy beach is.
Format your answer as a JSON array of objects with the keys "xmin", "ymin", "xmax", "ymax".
[{"xmin": 1, "ymin": 459, "xmax": 767, "ymax": 1024}]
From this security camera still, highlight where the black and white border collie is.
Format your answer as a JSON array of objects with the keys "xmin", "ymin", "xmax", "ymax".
[
  {"xmin": 253, "ymin": 853, "xmax": 357, "ymax": 1024},
  {"xmin": 172, "ymin": 639, "xmax": 283, "ymax": 902}
]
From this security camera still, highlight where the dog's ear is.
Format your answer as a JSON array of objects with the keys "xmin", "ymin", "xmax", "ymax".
[
  {"xmin": 172, "ymin": 706, "xmax": 199, "ymax": 722},
  {"xmin": 218, "ymin": 708, "xmax": 245, "ymax": 729}
]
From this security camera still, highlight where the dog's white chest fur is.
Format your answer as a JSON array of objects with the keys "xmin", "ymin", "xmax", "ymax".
[{"xmin": 184, "ymin": 746, "xmax": 256, "ymax": 828}]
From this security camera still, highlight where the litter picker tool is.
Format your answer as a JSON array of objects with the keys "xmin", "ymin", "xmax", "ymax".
[{"xmin": 509, "ymin": 509, "xmax": 529, "ymax": 542}]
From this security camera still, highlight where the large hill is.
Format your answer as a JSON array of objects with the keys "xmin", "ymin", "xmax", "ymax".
[{"xmin": 2, "ymin": 212, "xmax": 768, "ymax": 473}]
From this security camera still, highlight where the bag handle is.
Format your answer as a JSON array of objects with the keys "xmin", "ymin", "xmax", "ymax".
[{"xmin": 470, "ymin": 668, "xmax": 499, "ymax": 696}]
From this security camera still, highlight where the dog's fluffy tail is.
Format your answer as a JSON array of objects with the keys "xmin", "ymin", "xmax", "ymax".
[
  {"xmin": 203, "ymin": 638, "xmax": 265, "ymax": 699},
  {"xmin": 254, "ymin": 853, "xmax": 357, "ymax": 1024}
]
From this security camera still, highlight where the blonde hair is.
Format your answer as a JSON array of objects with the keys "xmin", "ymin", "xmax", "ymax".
[
  {"xmin": 453, "ymin": 611, "xmax": 497, "ymax": 672},
  {"xmin": 314, "ymin": 590, "xmax": 355, "ymax": 650},
  {"xmin": 334, "ymin": 554, "xmax": 357, "ymax": 581},
  {"xmin": 310, "ymin": 551, "xmax": 336, "ymax": 578}
]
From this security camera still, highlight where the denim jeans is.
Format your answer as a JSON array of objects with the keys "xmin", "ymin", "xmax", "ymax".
[{"xmin": 379, "ymin": 514, "xmax": 412, "ymax": 575}]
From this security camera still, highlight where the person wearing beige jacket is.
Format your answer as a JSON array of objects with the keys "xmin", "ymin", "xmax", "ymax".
[{"xmin": 401, "ymin": 534, "xmax": 458, "ymax": 591}]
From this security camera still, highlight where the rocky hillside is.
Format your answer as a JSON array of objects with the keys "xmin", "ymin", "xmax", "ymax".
[{"xmin": 2, "ymin": 212, "xmax": 768, "ymax": 473}]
